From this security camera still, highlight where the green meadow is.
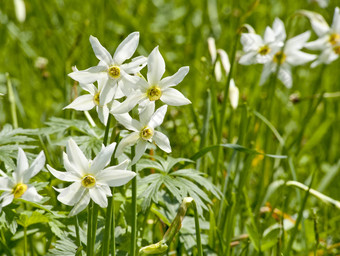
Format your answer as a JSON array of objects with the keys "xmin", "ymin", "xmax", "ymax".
[{"xmin": 0, "ymin": 0, "xmax": 340, "ymax": 255}]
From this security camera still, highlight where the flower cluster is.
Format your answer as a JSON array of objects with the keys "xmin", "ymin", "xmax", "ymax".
[{"xmin": 239, "ymin": 18, "xmax": 316, "ymax": 88}]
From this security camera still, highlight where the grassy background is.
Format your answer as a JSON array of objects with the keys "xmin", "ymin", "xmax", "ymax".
[{"xmin": 1, "ymin": 0, "xmax": 340, "ymax": 255}]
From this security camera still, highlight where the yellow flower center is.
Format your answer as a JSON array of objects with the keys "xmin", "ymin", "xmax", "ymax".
[
  {"xmin": 329, "ymin": 33, "xmax": 340, "ymax": 45},
  {"xmin": 140, "ymin": 127, "xmax": 154, "ymax": 140},
  {"xmin": 273, "ymin": 51, "xmax": 286, "ymax": 64},
  {"xmin": 258, "ymin": 45, "xmax": 271, "ymax": 55},
  {"xmin": 108, "ymin": 66, "xmax": 120, "ymax": 79},
  {"xmin": 147, "ymin": 86, "xmax": 162, "ymax": 101},
  {"xmin": 13, "ymin": 183, "xmax": 28, "ymax": 199},
  {"xmin": 333, "ymin": 46, "xmax": 340, "ymax": 55},
  {"xmin": 81, "ymin": 175, "xmax": 96, "ymax": 188},
  {"xmin": 94, "ymin": 92, "xmax": 100, "ymax": 106}
]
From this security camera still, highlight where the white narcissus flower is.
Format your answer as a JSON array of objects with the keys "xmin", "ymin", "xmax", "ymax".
[
  {"xmin": 305, "ymin": 7, "xmax": 340, "ymax": 67},
  {"xmin": 111, "ymin": 46, "xmax": 190, "ymax": 114},
  {"xmin": 0, "ymin": 148, "xmax": 45, "ymax": 210},
  {"xmin": 260, "ymin": 31, "xmax": 317, "ymax": 88},
  {"xmin": 64, "ymin": 76, "xmax": 112, "ymax": 125},
  {"xmin": 229, "ymin": 79, "xmax": 239, "ymax": 109},
  {"xmin": 114, "ymin": 104, "xmax": 171, "ymax": 164},
  {"xmin": 69, "ymin": 32, "xmax": 147, "ymax": 101},
  {"xmin": 239, "ymin": 18, "xmax": 285, "ymax": 65},
  {"xmin": 47, "ymin": 139, "xmax": 135, "ymax": 216}
]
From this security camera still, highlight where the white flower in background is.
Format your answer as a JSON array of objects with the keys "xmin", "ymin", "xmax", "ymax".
[
  {"xmin": 111, "ymin": 47, "xmax": 190, "ymax": 114},
  {"xmin": 239, "ymin": 18, "xmax": 285, "ymax": 65},
  {"xmin": 13, "ymin": 0, "xmax": 26, "ymax": 23},
  {"xmin": 260, "ymin": 31, "xmax": 316, "ymax": 88},
  {"xmin": 69, "ymin": 32, "xmax": 147, "ymax": 100},
  {"xmin": 113, "ymin": 104, "xmax": 171, "ymax": 164},
  {"xmin": 305, "ymin": 7, "xmax": 340, "ymax": 67},
  {"xmin": 229, "ymin": 79, "xmax": 239, "ymax": 109},
  {"xmin": 64, "ymin": 76, "xmax": 112, "ymax": 125},
  {"xmin": 207, "ymin": 37, "xmax": 230, "ymax": 81},
  {"xmin": 47, "ymin": 139, "xmax": 135, "ymax": 216},
  {"xmin": 308, "ymin": 0, "xmax": 329, "ymax": 8},
  {"xmin": 0, "ymin": 148, "xmax": 45, "ymax": 210}
]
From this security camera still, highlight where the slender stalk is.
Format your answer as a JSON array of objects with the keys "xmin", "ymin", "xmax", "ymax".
[
  {"xmin": 91, "ymin": 204, "xmax": 99, "ymax": 254},
  {"xmin": 75, "ymin": 216, "xmax": 81, "ymax": 248},
  {"xmin": 131, "ymin": 146, "xmax": 137, "ymax": 256},
  {"xmin": 23, "ymin": 226, "xmax": 28, "ymax": 256},
  {"xmin": 6, "ymin": 73, "xmax": 18, "ymax": 129},
  {"xmin": 87, "ymin": 201, "xmax": 93, "ymax": 256},
  {"xmin": 193, "ymin": 201, "xmax": 203, "ymax": 256},
  {"xmin": 111, "ymin": 188, "xmax": 116, "ymax": 256}
]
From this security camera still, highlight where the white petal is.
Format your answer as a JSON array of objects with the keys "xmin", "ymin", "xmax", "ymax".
[
  {"xmin": 217, "ymin": 49, "xmax": 230, "ymax": 75},
  {"xmin": 147, "ymin": 46, "xmax": 165, "ymax": 85},
  {"xmin": 132, "ymin": 140, "xmax": 148, "ymax": 164},
  {"xmin": 115, "ymin": 132, "xmax": 140, "ymax": 157},
  {"xmin": 69, "ymin": 191, "xmax": 90, "ymax": 216},
  {"xmin": 63, "ymin": 152, "xmax": 83, "ymax": 178},
  {"xmin": 305, "ymin": 36, "xmax": 328, "ymax": 50},
  {"xmin": 159, "ymin": 66, "xmax": 189, "ymax": 89},
  {"xmin": 286, "ymin": 31, "xmax": 311, "ymax": 52},
  {"xmin": 260, "ymin": 63, "xmax": 273, "ymax": 86},
  {"xmin": 286, "ymin": 51, "xmax": 316, "ymax": 66},
  {"xmin": 99, "ymin": 80, "xmax": 115, "ymax": 105},
  {"xmin": 241, "ymin": 33, "xmax": 262, "ymax": 52},
  {"xmin": 113, "ymin": 32, "xmax": 140, "ymax": 65},
  {"xmin": 110, "ymin": 91, "xmax": 146, "ymax": 114},
  {"xmin": 121, "ymin": 55, "xmax": 147, "ymax": 74},
  {"xmin": 14, "ymin": 0, "xmax": 26, "ymax": 23},
  {"xmin": 89, "ymin": 143, "xmax": 116, "ymax": 175},
  {"xmin": 97, "ymin": 106, "xmax": 109, "ymax": 125},
  {"xmin": 21, "ymin": 186, "xmax": 42, "ymax": 202},
  {"xmin": 64, "ymin": 95, "xmax": 95, "ymax": 111},
  {"xmin": 68, "ymin": 66, "xmax": 107, "ymax": 84},
  {"xmin": 113, "ymin": 113, "xmax": 141, "ymax": 131},
  {"xmin": 80, "ymin": 83, "xmax": 97, "ymax": 95},
  {"xmin": 272, "ymin": 18, "xmax": 286, "ymax": 42},
  {"xmin": 153, "ymin": 131, "xmax": 171, "ymax": 153},
  {"xmin": 89, "ymin": 36, "xmax": 113, "ymax": 66},
  {"xmin": 239, "ymin": 51, "xmax": 257, "ymax": 65},
  {"xmin": 263, "ymin": 26, "xmax": 276, "ymax": 43},
  {"xmin": 139, "ymin": 101, "xmax": 155, "ymax": 125},
  {"xmin": 0, "ymin": 177, "xmax": 13, "ymax": 191},
  {"xmin": 15, "ymin": 148, "xmax": 28, "ymax": 183},
  {"xmin": 47, "ymin": 165, "xmax": 80, "ymax": 182},
  {"xmin": 66, "ymin": 139, "xmax": 89, "ymax": 174},
  {"xmin": 57, "ymin": 181, "xmax": 85, "ymax": 206},
  {"xmin": 103, "ymin": 159, "xmax": 130, "ymax": 172},
  {"xmin": 0, "ymin": 192, "xmax": 14, "ymax": 208},
  {"xmin": 160, "ymin": 88, "xmax": 191, "ymax": 107},
  {"xmin": 229, "ymin": 79, "xmax": 239, "ymax": 109},
  {"xmin": 301, "ymin": 10, "xmax": 329, "ymax": 36},
  {"xmin": 97, "ymin": 169, "xmax": 136, "ymax": 187},
  {"xmin": 23, "ymin": 151, "xmax": 45, "ymax": 183},
  {"xmin": 331, "ymin": 7, "xmax": 340, "ymax": 34},
  {"xmin": 89, "ymin": 186, "xmax": 108, "ymax": 208},
  {"xmin": 149, "ymin": 105, "xmax": 167, "ymax": 129},
  {"xmin": 278, "ymin": 65, "xmax": 292, "ymax": 88},
  {"xmin": 207, "ymin": 37, "xmax": 217, "ymax": 62}
]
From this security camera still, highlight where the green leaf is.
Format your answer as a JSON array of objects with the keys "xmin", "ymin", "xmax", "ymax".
[
  {"xmin": 246, "ymin": 223, "xmax": 260, "ymax": 251},
  {"xmin": 261, "ymin": 226, "xmax": 280, "ymax": 251},
  {"xmin": 17, "ymin": 210, "xmax": 49, "ymax": 228}
]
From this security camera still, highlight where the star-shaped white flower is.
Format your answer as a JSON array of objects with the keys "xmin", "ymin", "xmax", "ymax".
[
  {"xmin": 260, "ymin": 31, "xmax": 316, "ymax": 88},
  {"xmin": 113, "ymin": 104, "xmax": 171, "ymax": 164},
  {"xmin": 47, "ymin": 139, "xmax": 135, "ymax": 216},
  {"xmin": 305, "ymin": 7, "xmax": 340, "ymax": 67},
  {"xmin": 0, "ymin": 148, "xmax": 45, "ymax": 211},
  {"xmin": 69, "ymin": 32, "xmax": 147, "ymax": 100},
  {"xmin": 111, "ymin": 46, "xmax": 190, "ymax": 114},
  {"xmin": 239, "ymin": 18, "xmax": 285, "ymax": 65},
  {"xmin": 64, "ymin": 76, "xmax": 112, "ymax": 125}
]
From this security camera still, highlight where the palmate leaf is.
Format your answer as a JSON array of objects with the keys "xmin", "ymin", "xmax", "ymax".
[
  {"xmin": 46, "ymin": 232, "xmax": 80, "ymax": 256},
  {"xmin": 17, "ymin": 210, "xmax": 49, "ymax": 228}
]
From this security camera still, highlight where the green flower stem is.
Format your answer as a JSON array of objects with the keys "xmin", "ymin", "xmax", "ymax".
[
  {"xmin": 193, "ymin": 200, "xmax": 203, "ymax": 256},
  {"xmin": 6, "ymin": 73, "xmax": 18, "ymax": 129},
  {"xmin": 91, "ymin": 203, "xmax": 99, "ymax": 255},
  {"xmin": 110, "ymin": 188, "xmax": 116, "ymax": 256},
  {"xmin": 75, "ymin": 216, "xmax": 81, "ymax": 248},
  {"xmin": 212, "ymin": 32, "xmax": 240, "ymax": 183},
  {"xmin": 23, "ymin": 226, "xmax": 28, "ymax": 256},
  {"xmin": 131, "ymin": 146, "xmax": 137, "ymax": 256},
  {"xmin": 87, "ymin": 201, "xmax": 93, "ymax": 256}
]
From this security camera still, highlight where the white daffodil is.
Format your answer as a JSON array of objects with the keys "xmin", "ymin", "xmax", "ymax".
[
  {"xmin": 239, "ymin": 18, "xmax": 285, "ymax": 65},
  {"xmin": 305, "ymin": 7, "xmax": 340, "ymax": 67},
  {"xmin": 207, "ymin": 37, "xmax": 231, "ymax": 81},
  {"xmin": 0, "ymin": 148, "xmax": 45, "ymax": 211},
  {"xmin": 47, "ymin": 139, "xmax": 135, "ymax": 216},
  {"xmin": 69, "ymin": 32, "xmax": 147, "ymax": 100},
  {"xmin": 64, "ymin": 76, "xmax": 112, "ymax": 125},
  {"xmin": 114, "ymin": 104, "xmax": 171, "ymax": 164},
  {"xmin": 111, "ymin": 47, "xmax": 190, "ymax": 114},
  {"xmin": 260, "ymin": 31, "xmax": 316, "ymax": 88}
]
